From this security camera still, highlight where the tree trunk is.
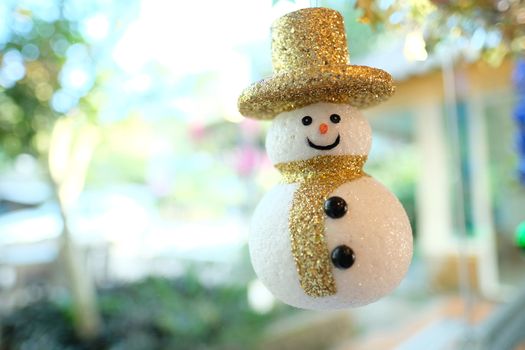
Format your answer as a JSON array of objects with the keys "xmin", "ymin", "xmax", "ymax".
[
  {"xmin": 48, "ymin": 117, "xmax": 102, "ymax": 340},
  {"xmin": 58, "ymin": 200, "xmax": 101, "ymax": 340}
]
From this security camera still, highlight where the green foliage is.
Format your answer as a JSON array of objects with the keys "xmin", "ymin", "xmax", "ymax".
[
  {"xmin": 0, "ymin": 301, "xmax": 79, "ymax": 349},
  {"xmin": 0, "ymin": 14, "xmax": 87, "ymax": 158},
  {"xmin": 1, "ymin": 274, "xmax": 290, "ymax": 350}
]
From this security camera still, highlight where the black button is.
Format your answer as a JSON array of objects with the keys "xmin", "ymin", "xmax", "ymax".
[
  {"xmin": 331, "ymin": 245, "xmax": 355, "ymax": 269},
  {"xmin": 324, "ymin": 196, "xmax": 347, "ymax": 218}
]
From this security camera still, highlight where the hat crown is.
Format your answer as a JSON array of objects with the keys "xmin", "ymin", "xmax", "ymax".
[{"xmin": 271, "ymin": 8, "xmax": 350, "ymax": 73}]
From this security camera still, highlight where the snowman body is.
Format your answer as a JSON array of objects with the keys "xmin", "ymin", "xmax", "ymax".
[{"xmin": 250, "ymin": 102, "xmax": 413, "ymax": 310}]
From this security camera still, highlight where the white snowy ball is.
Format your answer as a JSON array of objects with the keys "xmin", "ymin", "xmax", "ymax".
[
  {"xmin": 266, "ymin": 102, "xmax": 372, "ymax": 164},
  {"xmin": 250, "ymin": 177, "xmax": 413, "ymax": 310},
  {"xmin": 249, "ymin": 102, "xmax": 413, "ymax": 310}
]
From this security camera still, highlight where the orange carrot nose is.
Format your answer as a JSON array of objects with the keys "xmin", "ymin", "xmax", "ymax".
[{"xmin": 319, "ymin": 123, "xmax": 328, "ymax": 134}]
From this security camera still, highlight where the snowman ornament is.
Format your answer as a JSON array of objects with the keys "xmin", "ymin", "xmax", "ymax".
[{"xmin": 238, "ymin": 8, "xmax": 413, "ymax": 310}]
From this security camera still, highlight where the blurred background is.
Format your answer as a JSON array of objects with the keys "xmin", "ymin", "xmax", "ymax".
[{"xmin": 0, "ymin": 0, "xmax": 525, "ymax": 349}]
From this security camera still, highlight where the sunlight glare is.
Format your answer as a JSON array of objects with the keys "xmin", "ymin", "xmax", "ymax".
[
  {"xmin": 112, "ymin": 0, "xmax": 272, "ymax": 76},
  {"xmin": 82, "ymin": 13, "xmax": 110, "ymax": 42}
]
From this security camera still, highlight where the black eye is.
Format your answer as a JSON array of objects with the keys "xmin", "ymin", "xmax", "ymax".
[
  {"xmin": 330, "ymin": 114, "xmax": 341, "ymax": 124},
  {"xmin": 301, "ymin": 116, "xmax": 312, "ymax": 126}
]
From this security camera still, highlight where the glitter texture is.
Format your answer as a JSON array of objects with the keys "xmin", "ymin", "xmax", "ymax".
[
  {"xmin": 238, "ymin": 8, "xmax": 395, "ymax": 120},
  {"xmin": 275, "ymin": 154, "xmax": 367, "ymax": 297}
]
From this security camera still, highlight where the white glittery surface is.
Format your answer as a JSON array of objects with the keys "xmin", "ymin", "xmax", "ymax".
[
  {"xmin": 266, "ymin": 103, "xmax": 371, "ymax": 164},
  {"xmin": 250, "ymin": 176, "xmax": 412, "ymax": 309},
  {"xmin": 250, "ymin": 101, "xmax": 413, "ymax": 310}
]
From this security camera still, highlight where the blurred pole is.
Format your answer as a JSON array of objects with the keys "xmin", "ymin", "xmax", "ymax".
[
  {"xmin": 49, "ymin": 117, "xmax": 101, "ymax": 340},
  {"xmin": 414, "ymin": 101, "xmax": 454, "ymax": 260},
  {"xmin": 467, "ymin": 94, "xmax": 501, "ymax": 300},
  {"xmin": 441, "ymin": 57, "xmax": 474, "ymax": 342}
]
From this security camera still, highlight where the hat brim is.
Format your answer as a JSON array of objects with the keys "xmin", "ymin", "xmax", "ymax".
[{"xmin": 238, "ymin": 65, "xmax": 394, "ymax": 120}]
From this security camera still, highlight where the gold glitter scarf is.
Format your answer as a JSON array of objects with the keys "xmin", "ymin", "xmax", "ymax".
[{"xmin": 275, "ymin": 154, "xmax": 367, "ymax": 297}]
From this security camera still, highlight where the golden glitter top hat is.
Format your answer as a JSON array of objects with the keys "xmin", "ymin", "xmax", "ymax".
[{"xmin": 238, "ymin": 7, "xmax": 395, "ymax": 120}]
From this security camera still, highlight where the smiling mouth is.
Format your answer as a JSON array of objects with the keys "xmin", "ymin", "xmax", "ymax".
[{"xmin": 307, "ymin": 134, "xmax": 341, "ymax": 151}]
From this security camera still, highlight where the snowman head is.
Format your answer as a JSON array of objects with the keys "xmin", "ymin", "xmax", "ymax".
[{"xmin": 266, "ymin": 102, "xmax": 372, "ymax": 164}]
